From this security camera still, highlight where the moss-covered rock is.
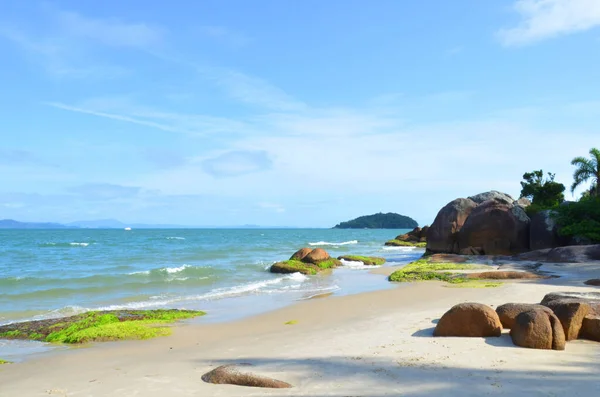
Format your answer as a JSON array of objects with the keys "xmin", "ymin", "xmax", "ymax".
[
  {"xmin": 384, "ymin": 240, "xmax": 427, "ymax": 248},
  {"xmin": 388, "ymin": 257, "xmax": 492, "ymax": 286},
  {"xmin": 0, "ymin": 359, "xmax": 11, "ymax": 365},
  {"xmin": 0, "ymin": 309, "xmax": 204, "ymax": 344},
  {"xmin": 337, "ymin": 255, "xmax": 386, "ymax": 266},
  {"xmin": 270, "ymin": 248, "xmax": 341, "ymax": 275}
]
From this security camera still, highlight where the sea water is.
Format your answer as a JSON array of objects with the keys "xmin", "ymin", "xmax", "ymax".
[{"xmin": 0, "ymin": 228, "xmax": 423, "ymax": 360}]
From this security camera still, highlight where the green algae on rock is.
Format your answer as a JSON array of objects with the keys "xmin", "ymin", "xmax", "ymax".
[
  {"xmin": 0, "ymin": 309, "xmax": 205, "ymax": 344},
  {"xmin": 337, "ymin": 255, "xmax": 386, "ymax": 266},
  {"xmin": 0, "ymin": 359, "xmax": 11, "ymax": 364},
  {"xmin": 270, "ymin": 248, "xmax": 342, "ymax": 275},
  {"xmin": 388, "ymin": 257, "xmax": 494, "ymax": 286},
  {"xmin": 384, "ymin": 239, "xmax": 427, "ymax": 248}
]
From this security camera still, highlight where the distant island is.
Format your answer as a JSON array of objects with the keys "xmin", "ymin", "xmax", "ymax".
[
  {"xmin": 0, "ymin": 219, "xmax": 72, "ymax": 229},
  {"xmin": 333, "ymin": 213, "xmax": 418, "ymax": 229},
  {"xmin": 0, "ymin": 219, "xmax": 296, "ymax": 229}
]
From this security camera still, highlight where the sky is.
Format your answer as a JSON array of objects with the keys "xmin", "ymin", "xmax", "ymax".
[{"xmin": 0, "ymin": 0, "xmax": 599, "ymax": 227}]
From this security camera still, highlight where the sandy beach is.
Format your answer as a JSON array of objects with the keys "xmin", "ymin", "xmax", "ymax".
[{"xmin": 1, "ymin": 260, "xmax": 599, "ymax": 397}]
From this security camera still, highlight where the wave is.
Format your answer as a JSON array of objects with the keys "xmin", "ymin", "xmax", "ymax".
[
  {"xmin": 308, "ymin": 240, "xmax": 358, "ymax": 246},
  {"xmin": 382, "ymin": 246, "xmax": 419, "ymax": 251},
  {"xmin": 340, "ymin": 259, "xmax": 378, "ymax": 269},
  {"xmin": 39, "ymin": 242, "xmax": 91, "ymax": 247},
  {"xmin": 166, "ymin": 237, "xmax": 186, "ymax": 240}
]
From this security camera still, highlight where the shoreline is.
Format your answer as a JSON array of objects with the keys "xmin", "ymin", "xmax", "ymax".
[{"xmin": 1, "ymin": 259, "xmax": 600, "ymax": 396}]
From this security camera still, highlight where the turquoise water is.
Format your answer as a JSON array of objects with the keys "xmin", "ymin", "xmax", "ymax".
[{"xmin": 0, "ymin": 228, "xmax": 422, "ymax": 359}]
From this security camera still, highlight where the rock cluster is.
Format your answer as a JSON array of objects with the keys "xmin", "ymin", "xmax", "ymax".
[
  {"xmin": 432, "ymin": 292, "xmax": 600, "ymax": 350},
  {"xmin": 270, "ymin": 248, "xmax": 341, "ymax": 275},
  {"xmin": 385, "ymin": 226, "xmax": 429, "ymax": 247},
  {"xmin": 425, "ymin": 190, "xmax": 600, "ymax": 256}
]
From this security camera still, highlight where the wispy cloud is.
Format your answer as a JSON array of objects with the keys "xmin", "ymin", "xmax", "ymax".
[
  {"xmin": 201, "ymin": 150, "xmax": 273, "ymax": 177},
  {"xmin": 498, "ymin": 0, "xmax": 600, "ymax": 46},
  {"xmin": 200, "ymin": 26, "xmax": 251, "ymax": 47},
  {"xmin": 68, "ymin": 183, "xmax": 142, "ymax": 200}
]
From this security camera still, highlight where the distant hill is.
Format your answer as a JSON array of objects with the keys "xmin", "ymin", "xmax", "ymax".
[
  {"xmin": 333, "ymin": 213, "xmax": 418, "ymax": 229},
  {"xmin": 0, "ymin": 219, "xmax": 73, "ymax": 229}
]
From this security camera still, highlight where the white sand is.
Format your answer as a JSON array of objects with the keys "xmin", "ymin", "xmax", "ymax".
[{"xmin": 1, "ymin": 262, "xmax": 599, "ymax": 397}]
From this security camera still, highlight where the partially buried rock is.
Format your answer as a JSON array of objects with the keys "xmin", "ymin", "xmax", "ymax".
[
  {"xmin": 542, "ymin": 299, "xmax": 591, "ymax": 341},
  {"xmin": 202, "ymin": 364, "xmax": 292, "ymax": 388},
  {"xmin": 433, "ymin": 303, "xmax": 502, "ymax": 337},
  {"xmin": 510, "ymin": 308, "xmax": 565, "ymax": 350},
  {"xmin": 581, "ymin": 315, "xmax": 600, "ymax": 342},
  {"xmin": 290, "ymin": 248, "xmax": 313, "ymax": 261},
  {"xmin": 302, "ymin": 248, "xmax": 330, "ymax": 264},
  {"xmin": 337, "ymin": 255, "xmax": 386, "ymax": 266},
  {"xmin": 496, "ymin": 303, "xmax": 553, "ymax": 329},
  {"xmin": 585, "ymin": 279, "xmax": 600, "ymax": 286},
  {"xmin": 467, "ymin": 271, "xmax": 547, "ymax": 280}
]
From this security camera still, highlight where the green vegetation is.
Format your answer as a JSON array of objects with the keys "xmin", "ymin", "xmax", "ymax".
[
  {"xmin": 271, "ymin": 258, "xmax": 341, "ymax": 275},
  {"xmin": 284, "ymin": 320, "xmax": 298, "ymax": 325},
  {"xmin": 0, "ymin": 359, "xmax": 11, "ymax": 364},
  {"xmin": 554, "ymin": 196, "xmax": 600, "ymax": 243},
  {"xmin": 384, "ymin": 239, "xmax": 426, "ymax": 248},
  {"xmin": 519, "ymin": 170, "xmax": 565, "ymax": 215},
  {"xmin": 338, "ymin": 255, "xmax": 386, "ymax": 266},
  {"xmin": 0, "ymin": 309, "xmax": 205, "ymax": 344},
  {"xmin": 570, "ymin": 148, "xmax": 599, "ymax": 197},
  {"xmin": 333, "ymin": 212, "xmax": 418, "ymax": 229},
  {"xmin": 388, "ymin": 258, "xmax": 490, "ymax": 286}
]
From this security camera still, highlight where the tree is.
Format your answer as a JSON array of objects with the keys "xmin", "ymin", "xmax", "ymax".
[
  {"xmin": 519, "ymin": 170, "xmax": 565, "ymax": 209},
  {"xmin": 570, "ymin": 148, "xmax": 600, "ymax": 197}
]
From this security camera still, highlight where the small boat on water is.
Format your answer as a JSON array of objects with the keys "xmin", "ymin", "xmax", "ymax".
[{"xmin": 124, "ymin": 227, "xmax": 132, "ymax": 231}]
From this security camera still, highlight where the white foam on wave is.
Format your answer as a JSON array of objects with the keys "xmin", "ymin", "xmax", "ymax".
[
  {"xmin": 382, "ymin": 246, "xmax": 418, "ymax": 251},
  {"xmin": 93, "ymin": 272, "xmax": 309, "ymax": 311},
  {"xmin": 165, "ymin": 265, "xmax": 189, "ymax": 274},
  {"xmin": 166, "ymin": 237, "xmax": 186, "ymax": 240},
  {"xmin": 70, "ymin": 242, "xmax": 89, "ymax": 247},
  {"xmin": 308, "ymin": 240, "xmax": 358, "ymax": 246},
  {"xmin": 340, "ymin": 259, "xmax": 377, "ymax": 269}
]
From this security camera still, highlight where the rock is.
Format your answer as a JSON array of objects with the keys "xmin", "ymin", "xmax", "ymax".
[
  {"xmin": 420, "ymin": 226, "xmax": 430, "ymax": 239},
  {"xmin": 581, "ymin": 315, "xmax": 600, "ymax": 342},
  {"xmin": 289, "ymin": 248, "xmax": 313, "ymax": 261},
  {"xmin": 269, "ymin": 261, "xmax": 319, "ymax": 275},
  {"xmin": 529, "ymin": 210, "xmax": 568, "ymax": 251},
  {"xmin": 496, "ymin": 303, "xmax": 553, "ymax": 329},
  {"xmin": 514, "ymin": 197, "xmax": 532, "ymax": 208},
  {"xmin": 542, "ymin": 299, "xmax": 591, "ymax": 340},
  {"xmin": 459, "ymin": 246, "xmax": 483, "ymax": 255},
  {"xmin": 302, "ymin": 248, "xmax": 330, "ymax": 264},
  {"xmin": 427, "ymin": 254, "xmax": 468, "ymax": 263},
  {"xmin": 337, "ymin": 255, "xmax": 386, "ymax": 266},
  {"xmin": 519, "ymin": 245, "xmax": 600, "ymax": 263},
  {"xmin": 433, "ymin": 303, "xmax": 502, "ymax": 337},
  {"xmin": 394, "ymin": 227, "xmax": 423, "ymax": 243},
  {"xmin": 510, "ymin": 308, "xmax": 566, "ymax": 350},
  {"xmin": 201, "ymin": 364, "xmax": 292, "ymax": 388},
  {"xmin": 585, "ymin": 279, "xmax": 600, "ymax": 286},
  {"xmin": 458, "ymin": 199, "xmax": 530, "ymax": 255},
  {"xmin": 467, "ymin": 271, "xmax": 547, "ymax": 280},
  {"xmin": 427, "ymin": 198, "xmax": 478, "ymax": 254},
  {"xmin": 541, "ymin": 292, "xmax": 600, "ymax": 314},
  {"xmin": 468, "ymin": 190, "xmax": 514, "ymax": 205}
]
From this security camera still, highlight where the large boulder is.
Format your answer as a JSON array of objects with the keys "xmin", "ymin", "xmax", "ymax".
[
  {"xmin": 496, "ymin": 303, "xmax": 553, "ymax": 329},
  {"xmin": 529, "ymin": 210, "xmax": 568, "ymax": 251},
  {"xmin": 202, "ymin": 364, "xmax": 292, "ymax": 388},
  {"xmin": 427, "ymin": 198, "xmax": 477, "ymax": 254},
  {"xmin": 458, "ymin": 199, "xmax": 530, "ymax": 255},
  {"xmin": 585, "ymin": 279, "xmax": 600, "ymax": 286},
  {"xmin": 468, "ymin": 191, "xmax": 514, "ymax": 205},
  {"xmin": 581, "ymin": 315, "xmax": 600, "ymax": 342},
  {"xmin": 542, "ymin": 299, "xmax": 592, "ymax": 340},
  {"xmin": 290, "ymin": 248, "xmax": 313, "ymax": 261},
  {"xmin": 510, "ymin": 308, "xmax": 566, "ymax": 350},
  {"xmin": 433, "ymin": 303, "xmax": 502, "ymax": 337},
  {"xmin": 302, "ymin": 248, "xmax": 330, "ymax": 264}
]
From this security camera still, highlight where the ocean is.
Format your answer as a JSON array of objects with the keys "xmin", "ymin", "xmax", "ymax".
[{"xmin": 0, "ymin": 228, "xmax": 422, "ymax": 359}]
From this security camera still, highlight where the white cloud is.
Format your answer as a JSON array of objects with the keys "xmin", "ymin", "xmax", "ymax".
[{"xmin": 498, "ymin": 0, "xmax": 600, "ymax": 46}]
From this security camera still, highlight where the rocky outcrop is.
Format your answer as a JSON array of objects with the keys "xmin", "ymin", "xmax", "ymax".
[
  {"xmin": 290, "ymin": 248, "xmax": 313, "ymax": 261},
  {"xmin": 517, "ymin": 245, "xmax": 600, "ymax": 263},
  {"xmin": 202, "ymin": 364, "xmax": 292, "ymax": 388},
  {"xmin": 337, "ymin": 255, "xmax": 386, "ymax": 266},
  {"xmin": 270, "ymin": 248, "xmax": 341, "ymax": 275},
  {"xmin": 510, "ymin": 308, "xmax": 565, "ymax": 350},
  {"xmin": 496, "ymin": 303, "xmax": 553, "ymax": 329},
  {"xmin": 433, "ymin": 303, "xmax": 502, "ymax": 337},
  {"xmin": 458, "ymin": 199, "xmax": 530, "ymax": 255},
  {"xmin": 467, "ymin": 271, "xmax": 547, "ymax": 280},
  {"xmin": 585, "ymin": 279, "xmax": 600, "ymax": 286},
  {"xmin": 385, "ymin": 226, "xmax": 429, "ymax": 247},
  {"xmin": 427, "ymin": 198, "xmax": 477, "ymax": 254},
  {"xmin": 529, "ymin": 210, "xmax": 567, "ymax": 251},
  {"xmin": 303, "ymin": 248, "xmax": 330, "ymax": 264},
  {"xmin": 468, "ymin": 191, "xmax": 514, "ymax": 205},
  {"xmin": 581, "ymin": 315, "xmax": 600, "ymax": 342},
  {"xmin": 542, "ymin": 299, "xmax": 592, "ymax": 340}
]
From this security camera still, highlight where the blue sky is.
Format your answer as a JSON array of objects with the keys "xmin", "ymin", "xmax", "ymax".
[{"xmin": 1, "ymin": 0, "xmax": 599, "ymax": 227}]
